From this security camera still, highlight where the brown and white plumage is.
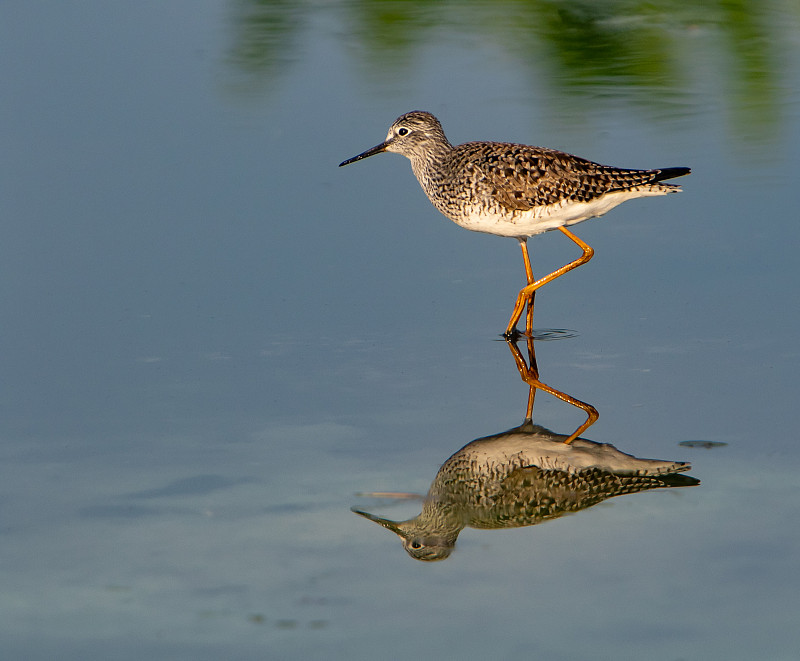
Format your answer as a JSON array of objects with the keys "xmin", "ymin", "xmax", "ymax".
[{"xmin": 340, "ymin": 111, "xmax": 690, "ymax": 334}]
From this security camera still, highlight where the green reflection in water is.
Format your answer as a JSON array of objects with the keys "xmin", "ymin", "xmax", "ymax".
[
  {"xmin": 225, "ymin": 0, "xmax": 798, "ymax": 138},
  {"xmin": 224, "ymin": 0, "xmax": 306, "ymax": 93}
]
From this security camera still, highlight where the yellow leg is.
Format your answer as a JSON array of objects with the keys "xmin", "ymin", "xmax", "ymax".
[
  {"xmin": 506, "ymin": 335, "xmax": 599, "ymax": 444},
  {"xmin": 506, "ymin": 227, "xmax": 594, "ymax": 337},
  {"xmin": 519, "ymin": 239, "xmax": 536, "ymax": 335},
  {"xmin": 519, "ymin": 238, "xmax": 534, "ymax": 284}
]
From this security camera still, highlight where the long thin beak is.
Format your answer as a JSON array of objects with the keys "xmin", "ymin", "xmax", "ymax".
[
  {"xmin": 351, "ymin": 508, "xmax": 405, "ymax": 535},
  {"xmin": 339, "ymin": 141, "xmax": 390, "ymax": 167}
]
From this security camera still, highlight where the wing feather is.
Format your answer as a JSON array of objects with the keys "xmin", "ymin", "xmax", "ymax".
[{"xmin": 455, "ymin": 142, "xmax": 688, "ymax": 212}]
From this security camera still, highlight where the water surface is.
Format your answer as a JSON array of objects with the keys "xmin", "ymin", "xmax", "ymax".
[{"xmin": 3, "ymin": 2, "xmax": 800, "ymax": 659}]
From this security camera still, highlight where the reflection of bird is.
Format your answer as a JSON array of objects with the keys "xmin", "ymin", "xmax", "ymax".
[
  {"xmin": 354, "ymin": 423, "xmax": 698, "ymax": 561},
  {"xmin": 339, "ymin": 111, "xmax": 690, "ymax": 336}
]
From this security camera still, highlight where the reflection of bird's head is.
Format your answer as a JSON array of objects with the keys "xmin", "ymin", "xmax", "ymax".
[{"xmin": 352, "ymin": 508, "xmax": 456, "ymax": 562}]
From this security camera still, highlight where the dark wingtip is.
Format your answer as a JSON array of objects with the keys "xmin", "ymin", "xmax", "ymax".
[
  {"xmin": 656, "ymin": 473, "xmax": 701, "ymax": 487},
  {"xmin": 656, "ymin": 167, "xmax": 691, "ymax": 181}
]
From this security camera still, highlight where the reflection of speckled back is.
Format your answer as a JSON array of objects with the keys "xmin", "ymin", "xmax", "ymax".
[
  {"xmin": 427, "ymin": 424, "xmax": 695, "ymax": 528},
  {"xmin": 354, "ymin": 424, "xmax": 697, "ymax": 561}
]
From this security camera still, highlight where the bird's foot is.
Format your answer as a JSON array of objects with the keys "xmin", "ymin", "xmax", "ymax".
[{"xmin": 501, "ymin": 327, "xmax": 579, "ymax": 342}]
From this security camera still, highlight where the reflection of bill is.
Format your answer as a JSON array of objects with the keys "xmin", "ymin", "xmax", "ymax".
[{"xmin": 354, "ymin": 423, "xmax": 699, "ymax": 561}]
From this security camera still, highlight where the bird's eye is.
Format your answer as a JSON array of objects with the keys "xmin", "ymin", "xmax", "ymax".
[
  {"xmin": 410, "ymin": 540, "xmax": 422, "ymax": 549},
  {"xmin": 397, "ymin": 127, "xmax": 409, "ymax": 136}
]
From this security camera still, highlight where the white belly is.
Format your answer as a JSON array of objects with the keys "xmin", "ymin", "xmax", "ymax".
[{"xmin": 456, "ymin": 189, "xmax": 672, "ymax": 238}]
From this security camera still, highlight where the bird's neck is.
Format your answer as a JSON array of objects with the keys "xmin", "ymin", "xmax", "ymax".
[{"xmin": 409, "ymin": 140, "xmax": 453, "ymax": 192}]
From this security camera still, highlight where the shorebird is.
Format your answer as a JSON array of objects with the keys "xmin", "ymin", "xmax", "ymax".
[
  {"xmin": 339, "ymin": 111, "xmax": 690, "ymax": 336},
  {"xmin": 354, "ymin": 422, "xmax": 698, "ymax": 561}
]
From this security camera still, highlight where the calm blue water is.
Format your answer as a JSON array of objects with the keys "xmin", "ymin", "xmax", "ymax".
[{"xmin": 3, "ymin": 2, "xmax": 799, "ymax": 659}]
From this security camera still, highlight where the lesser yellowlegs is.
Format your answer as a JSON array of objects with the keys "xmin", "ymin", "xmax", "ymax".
[{"xmin": 339, "ymin": 111, "xmax": 690, "ymax": 336}]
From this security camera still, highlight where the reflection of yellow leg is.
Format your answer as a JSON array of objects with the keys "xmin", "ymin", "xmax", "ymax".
[
  {"xmin": 523, "ymin": 333, "xmax": 538, "ymax": 419},
  {"xmin": 506, "ymin": 227, "xmax": 594, "ymax": 337},
  {"xmin": 506, "ymin": 337, "xmax": 598, "ymax": 444},
  {"xmin": 531, "ymin": 381, "xmax": 598, "ymax": 445}
]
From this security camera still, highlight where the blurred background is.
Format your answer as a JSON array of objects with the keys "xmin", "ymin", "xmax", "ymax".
[{"xmin": 3, "ymin": 2, "xmax": 799, "ymax": 659}]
